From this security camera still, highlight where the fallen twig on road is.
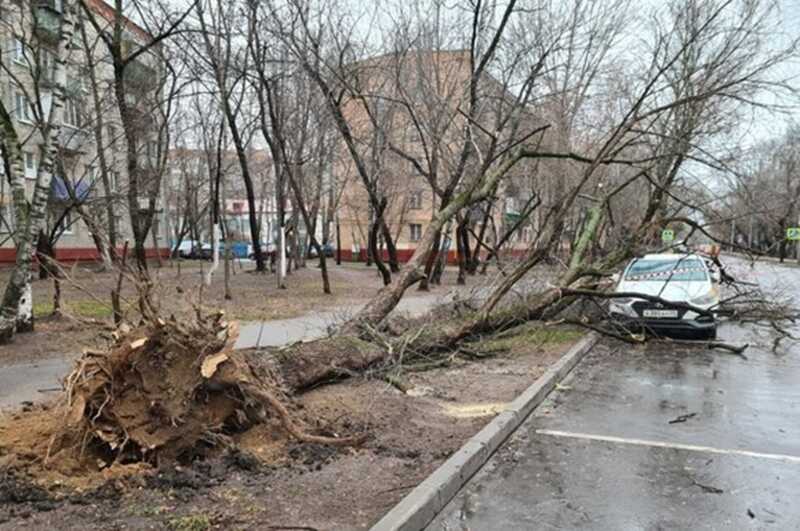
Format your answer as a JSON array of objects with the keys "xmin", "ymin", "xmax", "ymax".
[
  {"xmin": 661, "ymin": 338, "xmax": 750, "ymax": 359},
  {"xmin": 668, "ymin": 412, "xmax": 697, "ymax": 424},
  {"xmin": 692, "ymin": 479, "xmax": 724, "ymax": 494}
]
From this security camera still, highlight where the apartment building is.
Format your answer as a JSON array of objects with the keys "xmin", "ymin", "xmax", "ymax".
[
  {"xmin": 335, "ymin": 49, "xmax": 534, "ymax": 263},
  {"xmin": 163, "ymin": 148, "xmax": 288, "ymax": 250},
  {"xmin": 0, "ymin": 0, "xmax": 167, "ymax": 263}
]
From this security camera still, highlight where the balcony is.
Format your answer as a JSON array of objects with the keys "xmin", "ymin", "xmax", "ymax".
[
  {"xmin": 36, "ymin": 0, "xmax": 64, "ymax": 12},
  {"xmin": 33, "ymin": 4, "xmax": 63, "ymax": 44},
  {"xmin": 57, "ymin": 127, "xmax": 93, "ymax": 154},
  {"xmin": 124, "ymin": 59, "xmax": 159, "ymax": 91},
  {"xmin": 63, "ymin": 77, "xmax": 84, "ymax": 98}
]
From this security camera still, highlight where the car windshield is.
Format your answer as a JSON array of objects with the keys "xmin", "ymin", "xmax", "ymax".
[{"xmin": 625, "ymin": 258, "xmax": 708, "ymax": 282}]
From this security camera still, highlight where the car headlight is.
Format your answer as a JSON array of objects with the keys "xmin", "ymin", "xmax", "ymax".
[
  {"xmin": 690, "ymin": 294, "xmax": 717, "ymax": 307},
  {"xmin": 609, "ymin": 298, "xmax": 637, "ymax": 317},
  {"xmin": 612, "ymin": 298, "xmax": 634, "ymax": 305}
]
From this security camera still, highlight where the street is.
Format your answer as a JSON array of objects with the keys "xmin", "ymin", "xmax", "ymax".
[{"xmin": 430, "ymin": 258, "xmax": 800, "ymax": 529}]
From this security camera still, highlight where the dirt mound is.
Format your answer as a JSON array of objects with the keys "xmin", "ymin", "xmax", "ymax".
[{"xmin": 0, "ymin": 312, "xmax": 363, "ymax": 491}]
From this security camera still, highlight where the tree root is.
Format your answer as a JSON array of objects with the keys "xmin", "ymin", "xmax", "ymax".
[{"xmin": 243, "ymin": 384, "xmax": 367, "ymax": 446}]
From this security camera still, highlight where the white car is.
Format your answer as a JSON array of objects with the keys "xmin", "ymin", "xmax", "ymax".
[
  {"xmin": 175, "ymin": 240, "xmax": 203, "ymax": 258},
  {"xmin": 609, "ymin": 253, "xmax": 720, "ymax": 339}
]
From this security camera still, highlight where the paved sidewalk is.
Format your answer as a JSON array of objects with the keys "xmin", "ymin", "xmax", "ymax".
[
  {"xmin": 236, "ymin": 291, "xmax": 454, "ymax": 348},
  {"xmin": 0, "ymin": 290, "xmax": 460, "ymax": 410}
]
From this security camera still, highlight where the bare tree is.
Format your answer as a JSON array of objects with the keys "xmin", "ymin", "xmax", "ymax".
[
  {"xmin": 0, "ymin": 0, "xmax": 78, "ymax": 341},
  {"xmin": 188, "ymin": 0, "xmax": 268, "ymax": 273},
  {"xmin": 78, "ymin": 0, "xmax": 191, "ymax": 272}
]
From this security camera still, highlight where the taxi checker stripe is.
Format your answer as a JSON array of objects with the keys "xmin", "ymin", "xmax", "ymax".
[{"xmin": 627, "ymin": 267, "xmax": 705, "ymax": 281}]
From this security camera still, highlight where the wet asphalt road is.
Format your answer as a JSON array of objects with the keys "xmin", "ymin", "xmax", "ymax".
[{"xmin": 430, "ymin": 258, "xmax": 800, "ymax": 530}]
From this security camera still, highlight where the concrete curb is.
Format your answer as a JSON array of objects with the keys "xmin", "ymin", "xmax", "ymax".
[{"xmin": 370, "ymin": 332, "xmax": 600, "ymax": 531}]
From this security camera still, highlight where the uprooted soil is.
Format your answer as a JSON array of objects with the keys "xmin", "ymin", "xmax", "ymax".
[{"xmin": 0, "ymin": 321, "xmax": 578, "ymax": 530}]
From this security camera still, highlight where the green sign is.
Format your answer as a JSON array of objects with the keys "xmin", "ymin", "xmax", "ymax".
[
  {"xmin": 661, "ymin": 229, "xmax": 675, "ymax": 243},
  {"xmin": 787, "ymin": 227, "xmax": 800, "ymax": 241}
]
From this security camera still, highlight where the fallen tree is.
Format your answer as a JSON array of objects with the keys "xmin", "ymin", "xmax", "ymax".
[
  {"xmin": 0, "ymin": 308, "xmax": 366, "ymax": 485},
  {"xmin": 3, "ymin": 0, "xmax": 798, "ymax": 496}
]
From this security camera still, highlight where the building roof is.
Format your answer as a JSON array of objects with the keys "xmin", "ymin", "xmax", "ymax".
[{"xmin": 84, "ymin": 0, "xmax": 153, "ymax": 43}]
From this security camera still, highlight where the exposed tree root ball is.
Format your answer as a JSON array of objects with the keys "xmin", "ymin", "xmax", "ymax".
[{"xmin": 0, "ymin": 312, "xmax": 364, "ymax": 490}]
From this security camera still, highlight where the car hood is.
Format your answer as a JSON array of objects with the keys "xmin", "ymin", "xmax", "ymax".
[{"xmin": 617, "ymin": 280, "xmax": 712, "ymax": 303}]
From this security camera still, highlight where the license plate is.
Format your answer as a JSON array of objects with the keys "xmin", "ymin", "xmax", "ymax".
[{"xmin": 642, "ymin": 309, "xmax": 678, "ymax": 318}]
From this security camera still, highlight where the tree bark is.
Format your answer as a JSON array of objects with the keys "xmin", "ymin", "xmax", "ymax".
[
  {"xmin": 369, "ymin": 199, "xmax": 391, "ymax": 286},
  {"xmin": 380, "ymin": 218, "xmax": 400, "ymax": 273}
]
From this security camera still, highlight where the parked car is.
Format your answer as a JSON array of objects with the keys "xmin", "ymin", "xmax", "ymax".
[
  {"xmin": 174, "ymin": 240, "xmax": 205, "ymax": 259},
  {"xmin": 199, "ymin": 240, "xmax": 233, "ymax": 260},
  {"xmin": 248, "ymin": 242, "xmax": 276, "ymax": 260},
  {"xmin": 609, "ymin": 253, "xmax": 720, "ymax": 339},
  {"xmin": 308, "ymin": 243, "xmax": 334, "ymax": 258}
]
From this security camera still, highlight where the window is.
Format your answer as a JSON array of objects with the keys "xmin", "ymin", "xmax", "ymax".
[
  {"xmin": 56, "ymin": 208, "xmax": 73, "ymax": 235},
  {"xmin": 14, "ymin": 92, "xmax": 32, "ymax": 122},
  {"xmin": 69, "ymin": 31, "xmax": 81, "ymax": 51},
  {"xmin": 625, "ymin": 258, "xmax": 708, "ymax": 282},
  {"xmin": 408, "ymin": 190, "xmax": 423, "ymax": 210},
  {"xmin": 0, "ymin": 202, "xmax": 14, "ymax": 233},
  {"xmin": 40, "ymin": 49, "xmax": 56, "ymax": 82},
  {"xmin": 409, "ymin": 223, "xmax": 422, "ymax": 242},
  {"xmin": 146, "ymin": 141, "xmax": 157, "ymax": 162},
  {"xmin": 63, "ymin": 98, "xmax": 82, "ymax": 127},
  {"xmin": 12, "ymin": 38, "xmax": 25, "ymax": 63},
  {"xmin": 24, "ymin": 152, "xmax": 36, "ymax": 179},
  {"xmin": 40, "ymin": 91, "xmax": 53, "ymax": 119}
]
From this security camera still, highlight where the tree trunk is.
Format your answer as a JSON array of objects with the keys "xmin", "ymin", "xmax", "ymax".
[
  {"xmin": 278, "ymin": 222, "xmax": 287, "ymax": 287},
  {"xmin": 417, "ymin": 229, "xmax": 441, "ymax": 292},
  {"xmin": 205, "ymin": 222, "xmax": 221, "ymax": 286},
  {"xmin": 36, "ymin": 229, "xmax": 54, "ymax": 281},
  {"xmin": 344, "ymin": 151, "xmax": 529, "ymax": 331},
  {"xmin": 79, "ymin": 19, "xmax": 118, "ymax": 264},
  {"xmin": 431, "ymin": 232, "xmax": 450, "ymax": 285},
  {"xmin": 336, "ymin": 219, "xmax": 342, "ymax": 265},
  {"xmin": 0, "ymin": 241, "xmax": 36, "ymax": 341},
  {"xmin": 456, "ymin": 219, "xmax": 469, "ymax": 285},
  {"xmin": 151, "ymin": 223, "xmax": 163, "ymax": 268},
  {"xmin": 369, "ymin": 199, "xmax": 391, "ymax": 286},
  {"xmin": 469, "ymin": 209, "xmax": 491, "ymax": 274},
  {"xmin": 224, "ymin": 243, "xmax": 232, "ymax": 300},
  {"xmin": 52, "ymin": 275, "xmax": 62, "ymax": 317},
  {"xmin": 380, "ymin": 219, "xmax": 400, "ymax": 273}
]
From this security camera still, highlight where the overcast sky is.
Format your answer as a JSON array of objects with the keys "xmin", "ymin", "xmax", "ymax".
[
  {"xmin": 136, "ymin": 0, "xmax": 799, "ymax": 150},
  {"xmin": 745, "ymin": 0, "xmax": 800, "ymax": 145}
]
